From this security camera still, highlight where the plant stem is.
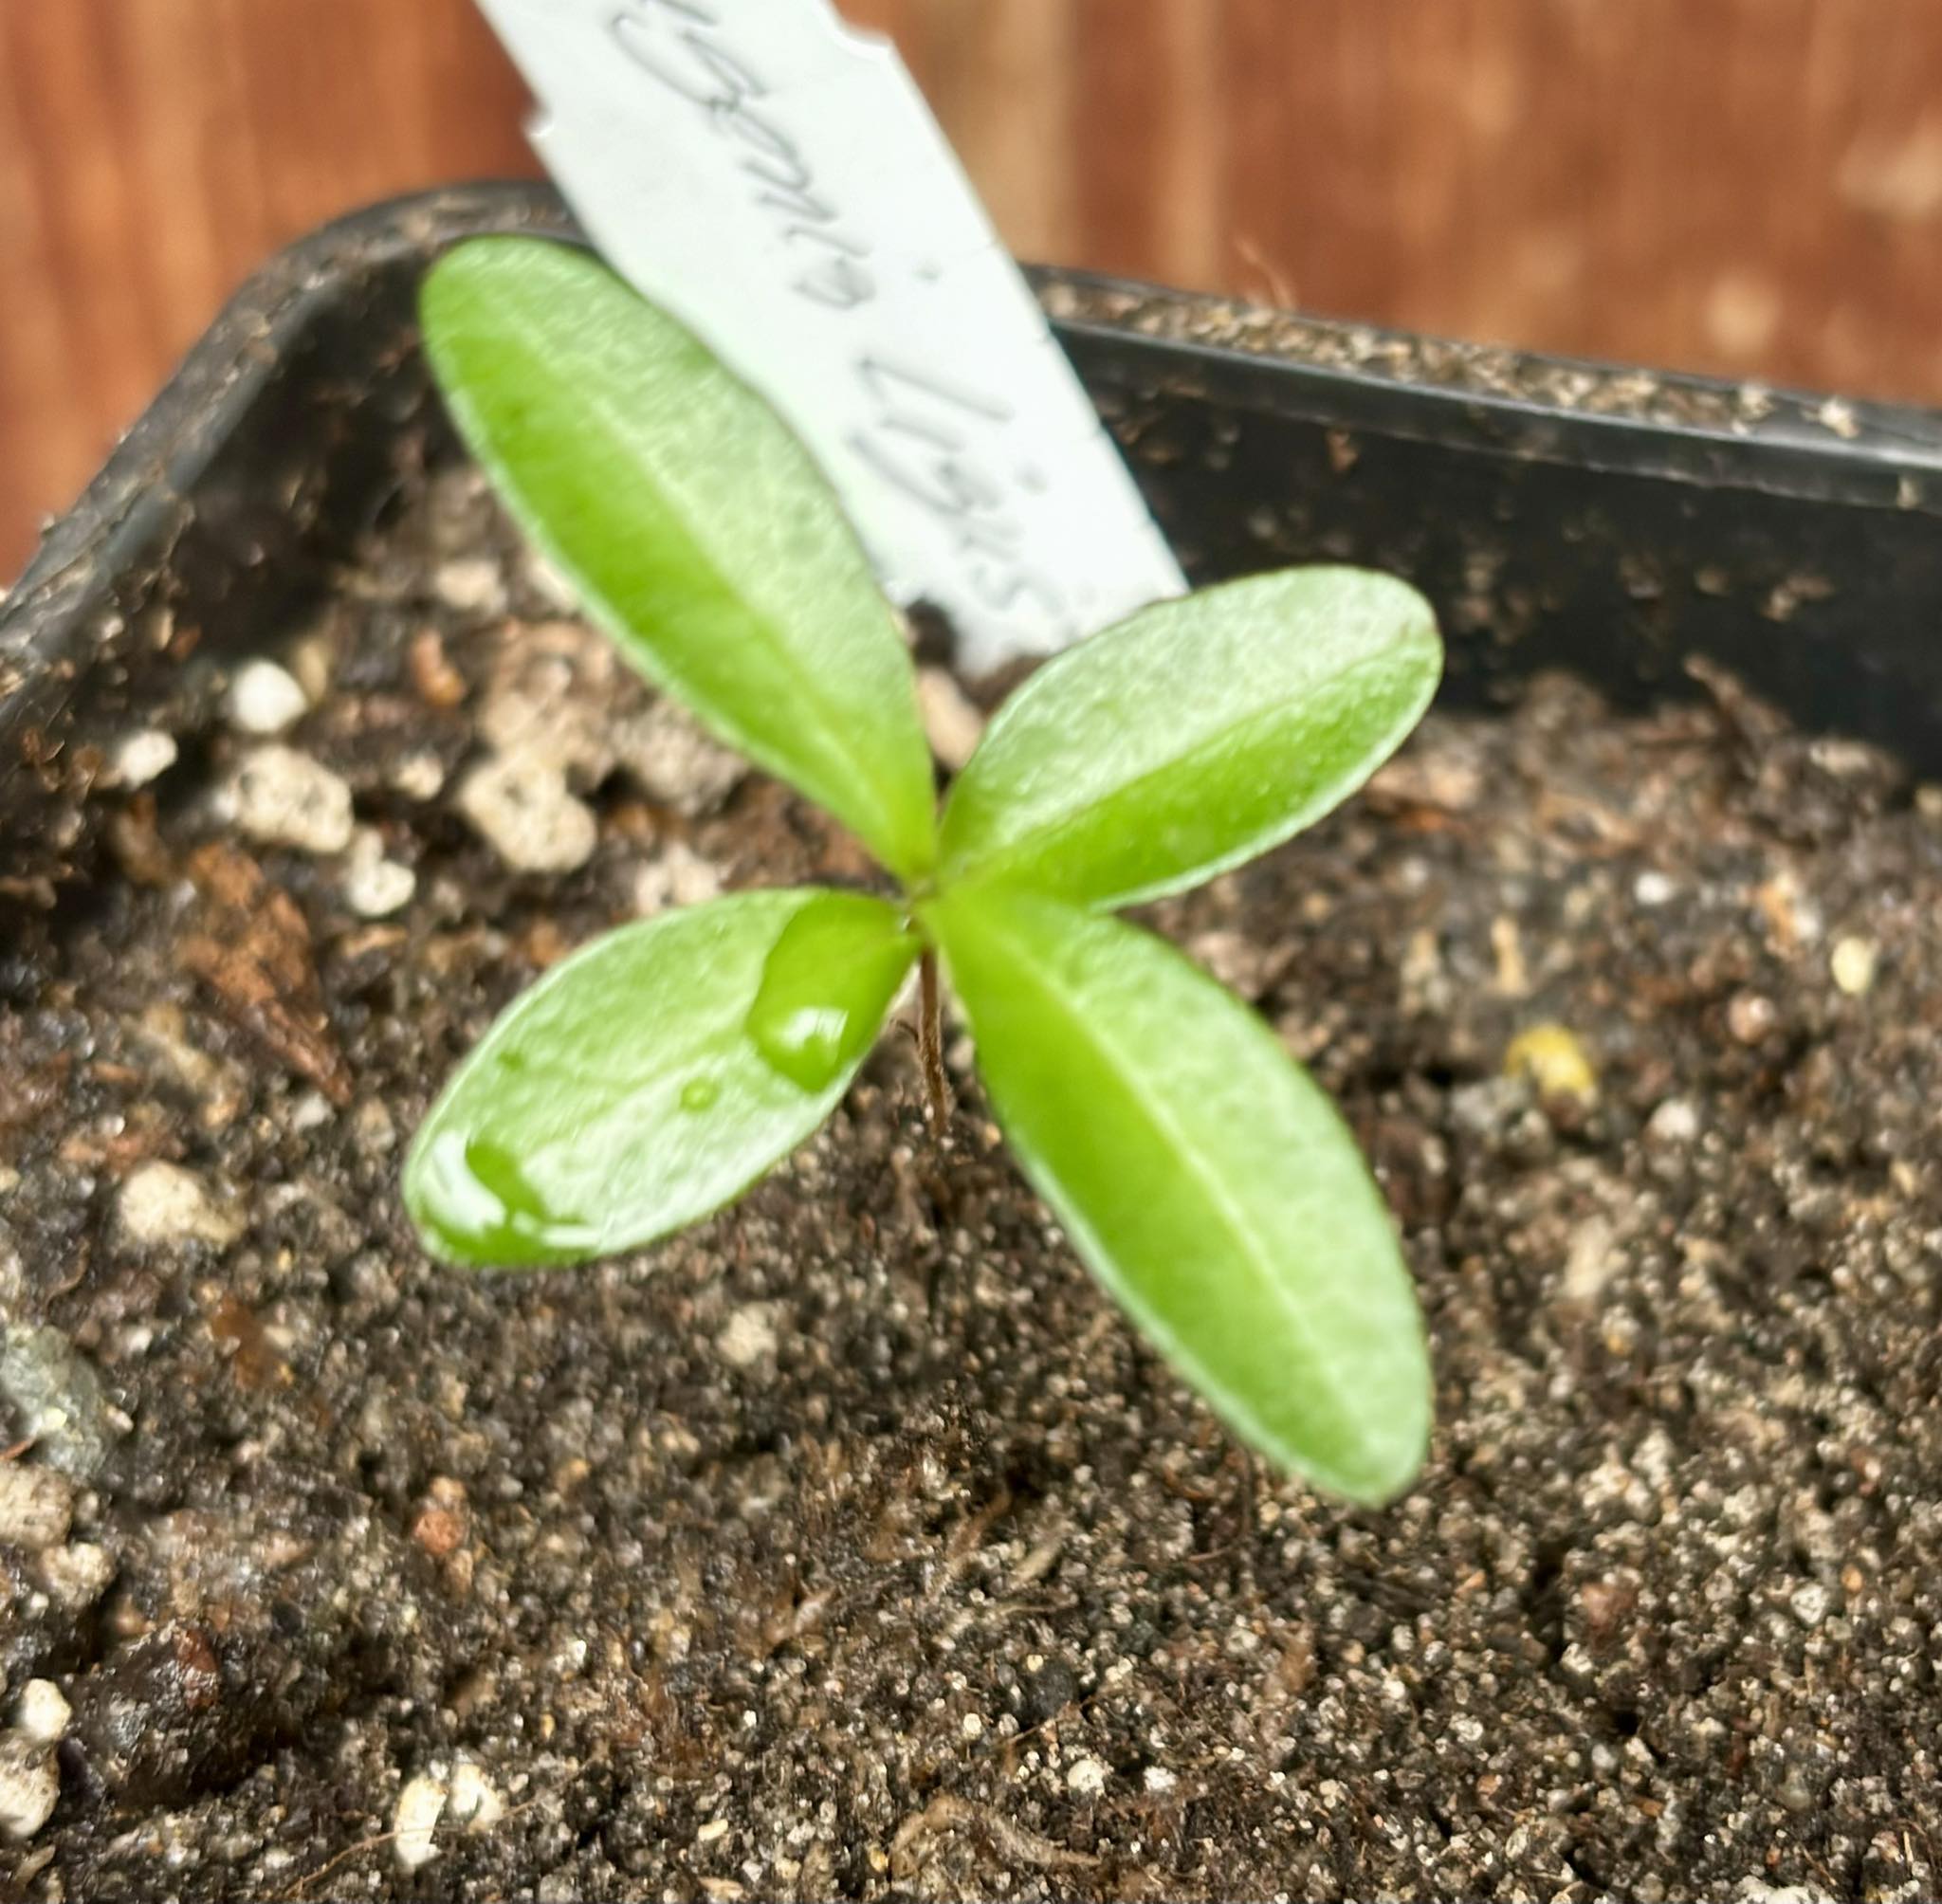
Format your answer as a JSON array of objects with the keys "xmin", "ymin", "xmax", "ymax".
[{"xmin": 918, "ymin": 947, "xmax": 950, "ymax": 1130}]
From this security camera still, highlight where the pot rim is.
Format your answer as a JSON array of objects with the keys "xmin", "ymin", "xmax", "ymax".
[{"xmin": 13, "ymin": 180, "xmax": 1942, "ymax": 633}]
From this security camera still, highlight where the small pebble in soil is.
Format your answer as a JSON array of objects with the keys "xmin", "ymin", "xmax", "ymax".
[
  {"xmin": 225, "ymin": 659, "xmax": 309, "ymax": 736},
  {"xmin": 117, "ymin": 1160, "xmax": 242, "ymax": 1250},
  {"xmin": 0, "ymin": 1462, "xmax": 73, "ymax": 1551},
  {"xmin": 478, "ymin": 622, "xmax": 617, "ymax": 778},
  {"xmin": 0, "ymin": 1737, "xmax": 60, "ymax": 1844},
  {"xmin": 718, "ymin": 1304, "xmax": 780, "ymax": 1369},
  {"xmin": 227, "ymin": 744, "xmax": 356, "ymax": 855},
  {"xmin": 616, "ymin": 700, "xmax": 746, "ymax": 815},
  {"xmin": 447, "ymin": 1761, "xmax": 505, "ymax": 1833},
  {"xmin": 109, "ymin": 729, "xmax": 178, "ymax": 790},
  {"xmin": 391, "ymin": 749, "xmax": 447, "ymax": 801},
  {"xmin": 456, "ymin": 755, "xmax": 598, "ymax": 874},
  {"xmin": 916, "ymin": 665, "xmax": 986, "ymax": 771},
  {"xmin": 391, "ymin": 1759, "xmax": 505, "ymax": 1871},
  {"xmin": 1829, "ymin": 934, "xmax": 1878, "ymax": 996},
  {"xmin": 0, "ymin": 1680, "xmax": 70, "ymax": 1843},
  {"xmin": 1754, "ymin": 867, "xmax": 1822, "ymax": 948},
  {"xmin": 0, "ymin": 1678, "xmax": 70, "ymax": 1841},
  {"xmin": 1065, "ymin": 1756, "xmax": 1108, "ymax": 1797},
  {"xmin": 433, "ymin": 557, "xmax": 509, "ymax": 617},
  {"xmin": 0, "ymin": 1328, "xmax": 120, "ymax": 1479},
  {"xmin": 392, "ymin": 1771, "xmax": 448, "ymax": 1872},
  {"xmin": 409, "ymin": 630, "xmax": 469, "ymax": 710},
  {"xmin": 1188, "ymin": 928, "xmax": 1279, "ymax": 999},
  {"xmin": 632, "ymin": 842, "xmax": 723, "ymax": 917},
  {"xmin": 1560, "ymin": 1215, "xmax": 1619, "ymax": 1306},
  {"xmin": 14, "ymin": 1682, "xmax": 69, "ymax": 1749},
  {"xmin": 342, "ymin": 827, "xmax": 416, "ymax": 919},
  {"xmin": 36, "ymin": 1540, "xmax": 115, "ymax": 1610},
  {"xmin": 1789, "ymin": 1581, "xmax": 1831, "ymax": 1628},
  {"xmin": 285, "ymin": 623, "xmax": 336, "ymax": 705},
  {"xmin": 1646, "ymin": 1096, "xmax": 1702, "ymax": 1145},
  {"xmin": 1503, "ymin": 1020, "xmax": 1599, "ymax": 1104},
  {"xmin": 1728, "ymin": 988, "xmax": 1780, "ymax": 1042},
  {"xmin": 1490, "ymin": 915, "xmax": 1531, "ymax": 996}
]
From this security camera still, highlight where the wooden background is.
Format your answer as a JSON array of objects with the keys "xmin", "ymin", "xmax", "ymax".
[{"xmin": 5, "ymin": 0, "xmax": 1942, "ymax": 582}]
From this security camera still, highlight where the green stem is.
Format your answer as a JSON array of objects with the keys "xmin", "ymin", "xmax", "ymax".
[{"xmin": 918, "ymin": 948, "xmax": 950, "ymax": 1131}]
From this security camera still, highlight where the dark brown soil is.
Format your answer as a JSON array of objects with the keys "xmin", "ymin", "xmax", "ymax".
[{"xmin": 5, "ymin": 466, "xmax": 1942, "ymax": 1903}]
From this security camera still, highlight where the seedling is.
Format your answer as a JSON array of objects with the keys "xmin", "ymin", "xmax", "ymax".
[{"xmin": 405, "ymin": 238, "xmax": 1444, "ymax": 1504}]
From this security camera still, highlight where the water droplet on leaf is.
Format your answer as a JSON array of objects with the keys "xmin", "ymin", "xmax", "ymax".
[
  {"xmin": 680, "ymin": 1075, "xmax": 721, "ymax": 1112},
  {"xmin": 747, "ymin": 998, "xmax": 855, "ymax": 1093},
  {"xmin": 412, "ymin": 1130, "xmax": 598, "ymax": 1265},
  {"xmin": 745, "ymin": 893, "xmax": 918, "ymax": 1094}
]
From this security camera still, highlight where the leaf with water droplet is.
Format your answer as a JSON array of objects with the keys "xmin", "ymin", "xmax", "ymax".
[
  {"xmin": 405, "ymin": 889, "xmax": 912, "ymax": 1269},
  {"xmin": 411, "ymin": 1134, "xmax": 600, "ymax": 1266},
  {"xmin": 747, "ymin": 891, "xmax": 920, "ymax": 1092}
]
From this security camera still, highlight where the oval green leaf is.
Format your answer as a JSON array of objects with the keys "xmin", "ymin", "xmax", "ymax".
[
  {"xmin": 926, "ymin": 885, "xmax": 1430, "ymax": 1502},
  {"xmin": 420, "ymin": 238, "xmax": 938, "ymax": 882},
  {"xmin": 938, "ymin": 567, "xmax": 1441, "ymax": 910},
  {"xmin": 406, "ymin": 888, "xmax": 917, "ymax": 1269}
]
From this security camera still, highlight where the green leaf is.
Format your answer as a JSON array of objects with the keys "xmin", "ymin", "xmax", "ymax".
[
  {"xmin": 938, "ymin": 568, "xmax": 1440, "ymax": 910},
  {"xmin": 926, "ymin": 885, "xmax": 1430, "ymax": 1502},
  {"xmin": 746, "ymin": 889, "xmax": 922, "ymax": 1092},
  {"xmin": 420, "ymin": 238, "xmax": 938, "ymax": 882},
  {"xmin": 406, "ymin": 889, "xmax": 917, "ymax": 1269}
]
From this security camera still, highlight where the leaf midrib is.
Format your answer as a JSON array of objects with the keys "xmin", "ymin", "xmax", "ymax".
[
  {"xmin": 970, "ymin": 902, "xmax": 1358, "ymax": 1463},
  {"xmin": 944, "ymin": 644, "xmax": 1409, "ymax": 899},
  {"xmin": 492, "ymin": 326, "xmax": 909, "ymax": 871}
]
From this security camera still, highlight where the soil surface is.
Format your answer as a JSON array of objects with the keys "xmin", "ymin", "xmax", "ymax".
[{"xmin": 6, "ymin": 467, "xmax": 1942, "ymax": 1903}]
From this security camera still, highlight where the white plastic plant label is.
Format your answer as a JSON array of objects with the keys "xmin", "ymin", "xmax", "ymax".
[{"xmin": 471, "ymin": 0, "xmax": 1187, "ymax": 671}]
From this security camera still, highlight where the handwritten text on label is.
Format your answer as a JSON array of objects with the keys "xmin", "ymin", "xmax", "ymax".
[{"xmin": 475, "ymin": 0, "xmax": 1185, "ymax": 668}]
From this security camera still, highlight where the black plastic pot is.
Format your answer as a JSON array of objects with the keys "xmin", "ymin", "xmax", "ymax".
[{"xmin": 7, "ymin": 181, "xmax": 1942, "ymax": 895}]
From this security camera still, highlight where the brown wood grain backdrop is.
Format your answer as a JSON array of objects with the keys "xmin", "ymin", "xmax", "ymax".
[{"xmin": 6, "ymin": 0, "xmax": 1942, "ymax": 581}]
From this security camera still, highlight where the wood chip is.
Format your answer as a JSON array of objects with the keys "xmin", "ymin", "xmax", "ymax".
[{"xmin": 178, "ymin": 844, "xmax": 353, "ymax": 1106}]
